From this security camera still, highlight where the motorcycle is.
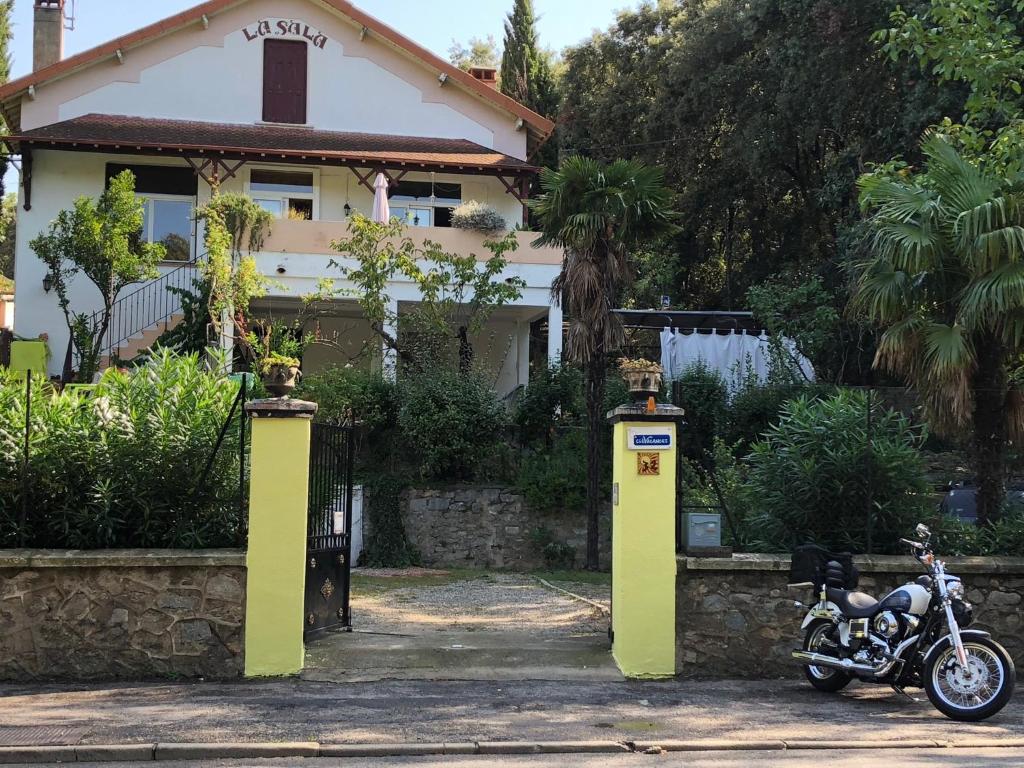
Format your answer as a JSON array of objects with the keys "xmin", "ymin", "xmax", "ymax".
[{"xmin": 790, "ymin": 524, "xmax": 1016, "ymax": 721}]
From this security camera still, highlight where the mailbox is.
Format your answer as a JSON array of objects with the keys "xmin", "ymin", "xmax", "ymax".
[{"xmin": 682, "ymin": 512, "xmax": 721, "ymax": 549}]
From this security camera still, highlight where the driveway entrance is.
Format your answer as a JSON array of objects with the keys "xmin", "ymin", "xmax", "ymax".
[{"xmin": 302, "ymin": 569, "xmax": 617, "ymax": 682}]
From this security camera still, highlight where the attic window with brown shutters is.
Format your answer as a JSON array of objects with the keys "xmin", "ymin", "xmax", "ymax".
[{"xmin": 263, "ymin": 39, "xmax": 308, "ymax": 124}]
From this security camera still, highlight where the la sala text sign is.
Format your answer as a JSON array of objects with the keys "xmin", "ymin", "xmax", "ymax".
[
  {"xmin": 243, "ymin": 19, "xmax": 328, "ymax": 49},
  {"xmin": 627, "ymin": 427, "xmax": 673, "ymax": 451}
]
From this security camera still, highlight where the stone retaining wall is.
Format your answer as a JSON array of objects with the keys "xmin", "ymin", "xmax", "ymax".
[
  {"xmin": 677, "ymin": 554, "xmax": 1024, "ymax": 678},
  {"xmin": 400, "ymin": 487, "xmax": 610, "ymax": 571},
  {"xmin": 0, "ymin": 550, "xmax": 246, "ymax": 681}
]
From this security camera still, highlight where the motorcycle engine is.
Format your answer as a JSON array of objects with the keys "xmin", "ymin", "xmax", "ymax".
[{"xmin": 873, "ymin": 611, "xmax": 901, "ymax": 640}]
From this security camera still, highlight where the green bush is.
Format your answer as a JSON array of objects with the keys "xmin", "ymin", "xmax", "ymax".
[
  {"xmin": 0, "ymin": 350, "xmax": 244, "ymax": 549},
  {"xmin": 744, "ymin": 390, "xmax": 931, "ymax": 554},
  {"xmin": 514, "ymin": 363, "xmax": 585, "ymax": 445},
  {"xmin": 294, "ymin": 365, "xmax": 397, "ymax": 430},
  {"xmin": 518, "ymin": 429, "xmax": 587, "ymax": 513},
  {"xmin": 671, "ymin": 361, "xmax": 728, "ymax": 462},
  {"xmin": 925, "ymin": 504, "xmax": 1024, "ymax": 556},
  {"xmin": 530, "ymin": 526, "xmax": 576, "ymax": 569},
  {"xmin": 725, "ymin": 378, "xmax": 816, "ymax": 450},
  {"xmin": 361, "ymin": 473, "xmax": 419, "ymax": 567},
  {"xmin": 398, "ymin": 369, "xmax": 509, "ymax": 480}
]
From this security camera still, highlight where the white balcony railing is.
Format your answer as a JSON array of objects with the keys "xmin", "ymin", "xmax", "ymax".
[{"xmin": 260, "ymin": 219, "xmax": 563, "ymax": 266}]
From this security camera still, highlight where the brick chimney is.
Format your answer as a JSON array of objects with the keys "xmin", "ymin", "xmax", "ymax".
[
  {"xmin": 468, "ymin": 66, "xmax": 498, "ymax": 89},
  {"xmin": 34, "ymin": 0, "xmax": 65, "ymax": 71}
]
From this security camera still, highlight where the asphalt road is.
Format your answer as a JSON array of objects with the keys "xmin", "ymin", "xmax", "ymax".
[
  {"xmin": 11, "ymin": 748, "xmax": 1024, "ymax": 767},
  {"xmin": 0, "ymin": 678, "xmax": 1021, "ymax": 746}
]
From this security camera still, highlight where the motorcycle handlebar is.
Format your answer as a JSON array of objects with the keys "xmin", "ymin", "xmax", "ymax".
[{"xmin": 900, "ymin": 538, "xmax": 923, "ymax": 549}]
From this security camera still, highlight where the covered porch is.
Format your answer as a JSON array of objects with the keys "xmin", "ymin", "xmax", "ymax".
[{"xmin": 249, "ymin": 295, "xmax": 561, "ymax": 397}]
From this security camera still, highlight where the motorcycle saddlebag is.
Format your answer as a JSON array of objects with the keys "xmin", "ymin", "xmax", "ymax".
[{"xmin": 789, "ymin": 544, "xmax": 859, "ymax": 589}]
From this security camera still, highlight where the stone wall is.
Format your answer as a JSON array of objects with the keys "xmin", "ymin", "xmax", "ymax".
[
  {"xmin": 677, "ymin": 554, "xmax": 1024, "ymax": 678},
  {"xmin": 399, "ymin": 487, "xmax": 610, "ymax": 571},
  {"xmin": 0, "ymin": 550, "xmax": 246, "ymax": 681}
]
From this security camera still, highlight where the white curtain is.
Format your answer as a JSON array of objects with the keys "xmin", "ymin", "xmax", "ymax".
[{"xmin": 661, "ymin": 329, "xmax": 814, "ymax": 391}]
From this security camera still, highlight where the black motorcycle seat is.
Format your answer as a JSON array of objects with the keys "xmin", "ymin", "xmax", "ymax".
[{"xmin": 826, "ymin": 587, "xmax": 879, "ymax": 619}]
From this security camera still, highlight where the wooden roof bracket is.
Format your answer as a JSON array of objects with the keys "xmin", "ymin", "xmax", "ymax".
[
  {"xmin": 185, "ymin": 156, "xmax": 247, "ymax": 188},
  {"xmin": 21, "ymin": 148, "xmax": 32, "ymax": 211}
]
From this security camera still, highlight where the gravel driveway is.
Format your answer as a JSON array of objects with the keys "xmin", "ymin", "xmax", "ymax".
[{"xmin": 350, "ymin": 570, "xmax": 610, "ymax": 637}]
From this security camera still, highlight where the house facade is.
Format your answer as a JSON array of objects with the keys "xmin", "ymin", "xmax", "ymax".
[{"xmin": 2, "ymin": 0, "xmax": 564, "ymax": 392}]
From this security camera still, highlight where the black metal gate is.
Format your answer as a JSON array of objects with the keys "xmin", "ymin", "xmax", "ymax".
[{"xmin": 304, "ymin": 422, "xmax": 355, "ymax": 640}]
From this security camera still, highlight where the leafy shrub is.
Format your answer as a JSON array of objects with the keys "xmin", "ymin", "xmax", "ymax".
[
  {"xmin": 514, "ymin": 363, "xmax": 585, "ymax": 445},
  {"xmin": 295, "ymin": 365, "xmax": 397, "ymax": 429},
  {"xmin": 925, "ymin": 504, "xmax": 1024, "ymax": 556},
  {"xmin": 398, "ymin": 369, "xmax": 509, "ymax": 480},
  {"xmin": 725, "ymin": 379, "xmax": 818, "ymax": 450},
  {"xmin": 671, "ymin": 361, "xmax": 728, "ymax": 462},
  {"xmin": 530, "ymin": 526, "xmax": 576, "ymax": 569},
  {"xmin": 451, "ymin": 201, "xmax": 507, "ymax": 232},
  {"xmin": 744, "ymin": 390, "xmax": 931, "ymax": 554},
  {"xmin": 361, "ymin": 473, "xmax": 419, "ymax": 567},
  {"xmin": 679, "ymin": 438, "xmax": 752, "ymax": 548},
  {"xmin": 518, "ymin": 429, "xmax": 587, "ymax": 513},
  {"xmin": 0, "ymin": 350, "xmax": 244, "ymax": 549}
]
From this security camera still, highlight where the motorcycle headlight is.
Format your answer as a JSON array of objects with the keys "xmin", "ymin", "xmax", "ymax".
[{"xmin": 947, "ymin": 580, "xmax": 964, "ymax": 600}]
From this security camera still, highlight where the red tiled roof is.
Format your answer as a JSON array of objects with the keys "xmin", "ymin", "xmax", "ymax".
[
  {"xmin": 0, "ymin": 0, "xmax": 553, "ymax": 142},
  {"xmin": 6, "ymin": 114, "xmax": 537, "ymax": 174}
]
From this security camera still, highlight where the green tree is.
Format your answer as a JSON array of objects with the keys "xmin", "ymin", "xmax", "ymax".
[
  {"xmin": 330, "ymin": 214, "xmax": 524, "ymax": 371},
  {"xmin": 851, "ymin": 133, "xmax": 1024, "ymax": 526},
  {"xmin": 0, "ymin": 0, "xmax": 12, "ymax": 198},
  {"xmin": 874, "ymin": 0, "xmax": 1024, "ymax": 171},
  {"xmin": 196, "ymin": 193, "xmax": 272, "ymax": 364},
  {"xmin": 530, "ymin": 156, "xmax": 677, "ymax": 569},
  {"xmin": 0, "ymin": 192, "xmax": 15, "ymax": 281},
  {"xmin": 500, "ymin": 0, "xmax": 557, "ymax": 118},
  {"xmin": 448, "ymin": 35, "xmax": 499, "ymax": 71},
  {"xmin": 558, "ymin": 0, "xmax": 958, "ymax": 334},
  {"xmin": 30, "ymin": 171, "xmax": 163, "ymax": 382}
]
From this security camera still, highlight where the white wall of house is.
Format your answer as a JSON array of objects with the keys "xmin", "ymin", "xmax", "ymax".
[
  {"xmin": 11, "ymin": 150, "xmax": 559, "ymax": 379},
  {"xmin": 21, "ymin": 0, "xmax": 527, "ymax": 159}
]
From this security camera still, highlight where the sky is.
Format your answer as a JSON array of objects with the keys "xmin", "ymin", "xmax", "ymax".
[{"xmin": 7, "ymin": 0, "xmax": 628, "ymax": 81}]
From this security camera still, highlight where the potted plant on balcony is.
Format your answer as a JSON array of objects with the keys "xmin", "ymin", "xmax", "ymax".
[
  {"xmin": 451, "ymin": 201, "xmax": 507, "ymax": 233},
  {"xmin": 261, "ymin": 352, "xmax": 301, "ymax": 397},
  {"xmin": 618, "ymin": 358, "xmax": 663, "ymax": 401}
]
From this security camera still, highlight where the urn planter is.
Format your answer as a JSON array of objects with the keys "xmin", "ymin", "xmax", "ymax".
[{"xmin": 262, "ymin": 363, "xmax": 300, "ymax": 398}]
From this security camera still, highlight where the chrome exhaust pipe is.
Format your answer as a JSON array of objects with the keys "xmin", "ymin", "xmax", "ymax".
[{"xmin": 792, "ymin": 650, "xmax": 878, "ymax": 676}]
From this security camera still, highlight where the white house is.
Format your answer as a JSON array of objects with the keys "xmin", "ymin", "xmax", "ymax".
[{"xmin": 2, "ymin": 0, "xmax": 564, "ymax": 392}]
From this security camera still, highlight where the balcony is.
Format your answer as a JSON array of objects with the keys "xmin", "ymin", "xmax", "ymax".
[{"xmin": 260, "ymin": 219, "xmax": 563, "ymax": 265}]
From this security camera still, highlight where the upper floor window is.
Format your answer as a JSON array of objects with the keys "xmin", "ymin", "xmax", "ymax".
[
  {"xmin": 250, "ymin": 169, "xmax": 316, "ymax": 219},
  {"xmin": 263, "ymin": 39, "xmax": 308, "ymax": 124},
  {"xmin": 390, "ymin": 181, "xmax": 462, "ymax": 228},
  {"xmin": 106, "ymin": 163, "xmax": 197, "ymax": 262}
]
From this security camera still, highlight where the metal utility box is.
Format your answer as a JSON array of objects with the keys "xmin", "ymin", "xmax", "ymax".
[{"xmin": 682, "ymin": 512, "xmax": 722, "ymax": 549}]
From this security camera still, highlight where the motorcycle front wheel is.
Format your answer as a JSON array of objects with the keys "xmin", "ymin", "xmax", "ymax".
[
  {"xmin": 802, "ymin": 619, "xmax": 851, "ymax": 692},
  {"xmin": 924, "ymin": 636, "xmax": 1015, "ymax": 721}
]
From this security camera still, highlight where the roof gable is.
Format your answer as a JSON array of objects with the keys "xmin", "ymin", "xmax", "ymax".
[{"xmin": 0, "ymin": 0, "xmax": 553, "ymax": 147}]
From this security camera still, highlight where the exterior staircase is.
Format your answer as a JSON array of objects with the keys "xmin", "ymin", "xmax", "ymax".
[{"xmin": 65, "ymin": 261, "xmax": 199, "ymax": 380}]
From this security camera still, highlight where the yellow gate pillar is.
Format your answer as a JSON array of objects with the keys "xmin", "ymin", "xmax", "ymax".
[
  {"xmin": 244, "ymin": 398, "xmax": 317, "ymax": 677},
  {"xmin": 608, "ymin": 403, "xmax": 684, "ymax": 679}
]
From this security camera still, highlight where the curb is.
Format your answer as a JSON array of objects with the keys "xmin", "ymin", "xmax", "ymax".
[{"xmin": 2, "ymin": 737, "xmax": 1024, "ymax": 763}]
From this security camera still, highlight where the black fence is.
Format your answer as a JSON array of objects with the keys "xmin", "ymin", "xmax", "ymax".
[
  {"xmin": 5, "ymin": 371, "xmax": 249, "ymax": 549},
  {"xmin": 670, "ymin": 378, "xmax": 1022, "ymax": 555}
]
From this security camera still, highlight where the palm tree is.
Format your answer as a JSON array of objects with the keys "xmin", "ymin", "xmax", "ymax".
[
  {"xmin": 852, "ymin": 133, "xmax": 1024, "ymax": 526},
  {"xmin": 530, "ymin": 157, "xmax": 677, "ymax": 568}
]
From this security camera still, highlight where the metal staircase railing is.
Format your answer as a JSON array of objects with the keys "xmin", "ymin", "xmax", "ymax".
[{"xmin": 63, "ymin": 259, "xmax": 200, "ymax": 380}]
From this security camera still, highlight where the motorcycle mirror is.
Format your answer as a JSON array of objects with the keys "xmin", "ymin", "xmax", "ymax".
[{"xmin": 916, "ymin": 523, "xmax": 931, "ymax": 540}]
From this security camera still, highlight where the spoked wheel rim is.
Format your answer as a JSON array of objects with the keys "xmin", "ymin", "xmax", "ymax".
[
  {"xmin": 932, "ymin": 643, "xmax": 1005, "ymax": 711},
  {"xmin": 807, "ymin": 623, "xmax": 839, "ymax": 680}
]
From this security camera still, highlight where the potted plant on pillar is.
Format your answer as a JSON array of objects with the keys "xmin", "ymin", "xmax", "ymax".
[
  {"xmin": 619, "ymin": 358, "xmax": 663, "ymax": 402},
  {"xmin": 261, "ymin": 352, "xmax": 301, "ymax": 397}
]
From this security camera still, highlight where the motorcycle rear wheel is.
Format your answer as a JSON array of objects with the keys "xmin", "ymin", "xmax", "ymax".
[
  {"xmin": 924, "ymin": 636, "xmax": 1015, "ymax": 721},
  {"xmin": 802, "ymin": 619, "xmax": 852, "ymax": 692}
]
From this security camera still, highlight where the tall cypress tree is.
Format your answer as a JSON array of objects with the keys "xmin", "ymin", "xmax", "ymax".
[
  {"xmin": 0, "ymin": 0, "xmax": 13, "ymax": 199},
  {"xmin": 500, "ymin": 0, "xmax": 556, "ymax": 118}
]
